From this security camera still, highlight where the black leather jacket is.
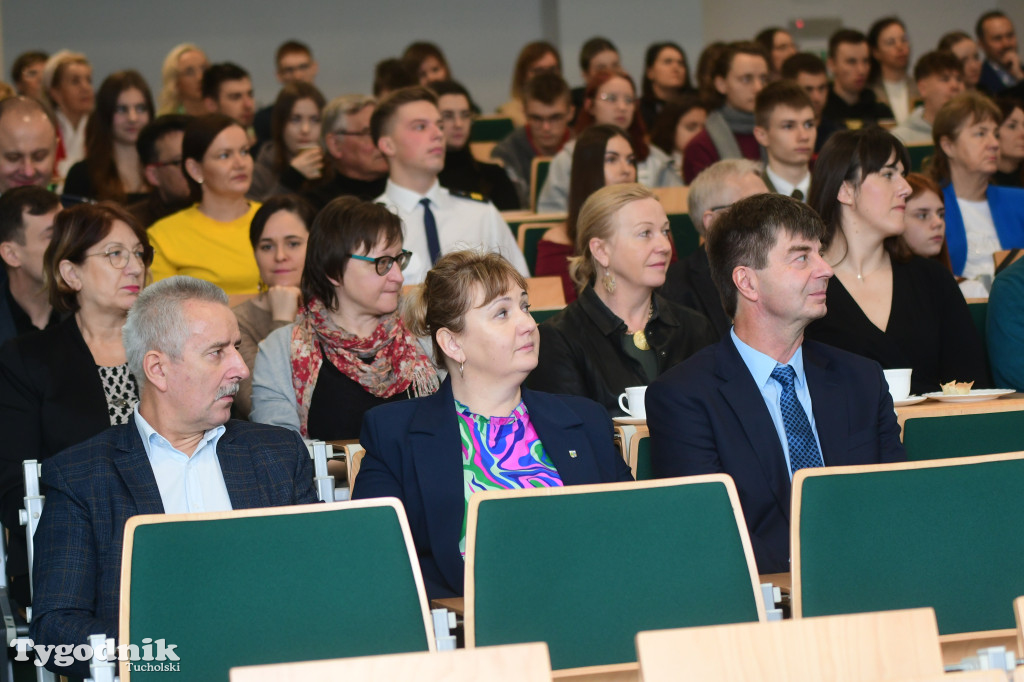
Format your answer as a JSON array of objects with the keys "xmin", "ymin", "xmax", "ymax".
[{"xmin": 527, "ymin": 286, "xmax": 716, "ymax": 415}]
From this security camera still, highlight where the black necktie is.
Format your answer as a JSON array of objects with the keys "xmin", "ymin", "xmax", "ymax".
[
  {"xmin": 791, "ymin": 188, "xmax": 804, "ymax": 201},
  {"xmin": 420, "ymin": 198, "xmax": 441, "ymax": 265}
]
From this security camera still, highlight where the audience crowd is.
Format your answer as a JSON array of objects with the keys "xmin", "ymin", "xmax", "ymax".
[{"xmin": 3, "ymin": 11, "xmax": 1024, "ymax": 672}]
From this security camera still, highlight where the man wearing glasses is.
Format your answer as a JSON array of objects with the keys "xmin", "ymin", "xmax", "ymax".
[
  {"xmin": 492, "ymin": 73, "xmax": 575, "ymax": 208},
  {"xmin": 254, "ymin": 41, "xmax": 319, "ymax": 147},
  {"xmin": 302, "ymin": 94, "xmax": 389, "ymax": 212},
  {"xmin": 661, "ymin": 159, "xmax": 768, "ymax": 340},
  {"xmin": 129, "ymin": 115, "xmax": 192, "ymax": 228},
  {"xmin": 371, "ymin": 86, "xmax": 528, "ymax": 285}
]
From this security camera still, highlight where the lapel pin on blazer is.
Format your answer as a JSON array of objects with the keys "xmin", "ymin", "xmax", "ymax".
[{"xmin": 569, "ymin": 450, "xmax": 578, "ymax": 458}]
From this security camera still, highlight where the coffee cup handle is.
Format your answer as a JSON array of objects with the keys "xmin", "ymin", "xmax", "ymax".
[{"xmin": 618, "ymin": 392, "xmax": 629, "ymax": 415}]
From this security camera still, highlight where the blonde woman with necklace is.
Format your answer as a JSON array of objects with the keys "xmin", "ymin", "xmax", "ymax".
[{"xmin": 528, "ymin": 183, "xmax": 715, "ymax": 416}]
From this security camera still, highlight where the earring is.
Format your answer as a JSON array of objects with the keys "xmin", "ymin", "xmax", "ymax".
[
  {"xmin": 458, "ymin": 361, "xmax": 465, "ymax": 378},
  {"xmin": 602, "ymin": 267, "xmax": 616, "ymax": 294}
]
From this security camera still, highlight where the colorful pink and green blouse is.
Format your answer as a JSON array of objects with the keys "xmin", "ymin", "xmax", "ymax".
[{"xmin": 457, "ymin": 399, "xmax": 563, "ymax": 555}]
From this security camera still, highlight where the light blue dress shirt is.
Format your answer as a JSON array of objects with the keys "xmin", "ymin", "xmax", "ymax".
[
  {"xmin": 134, "ymin": 407, "xmax": 233, "ymax": 514},
  {"xmin": 730, "ymin": 328, "xmax": 822, "ymax": 479}
]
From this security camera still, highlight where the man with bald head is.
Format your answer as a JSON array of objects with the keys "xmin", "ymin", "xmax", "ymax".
[
  {"xmin": 660, "ymin": 159, "xmax": 769, "ymax": 339},
  {"xmin": 0, "ymin": 96, "xmax": 57, "ymax": 195}
]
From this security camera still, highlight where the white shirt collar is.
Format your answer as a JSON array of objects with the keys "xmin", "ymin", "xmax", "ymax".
[
  {"xmin": 766, "ymin": 165, "xmax": 811, "ymax": 200},
  {"xmin": 384, "ymin": 178, "xmax": 441, "ymax": 212}
]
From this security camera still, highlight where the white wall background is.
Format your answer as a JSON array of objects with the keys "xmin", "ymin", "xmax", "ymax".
[{"xmin": 1, "ymin": 0, "xmax": 1019, "ymax": 113}]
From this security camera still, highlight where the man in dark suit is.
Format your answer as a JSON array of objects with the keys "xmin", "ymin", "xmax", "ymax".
[
  {"xmin": 648, "ymin": 194, "xmax": 905, "ymax": 574},
  {"xmin": 660, "ymin": 159, "xmax": 768, "ymax": 340},
  {"xmin": 28, "ymin": 276, "xmax": 318, "ymax": 677},
  {"xmin": 977, "ymin": 10, "xmax": 1023, "ymax": 93}
]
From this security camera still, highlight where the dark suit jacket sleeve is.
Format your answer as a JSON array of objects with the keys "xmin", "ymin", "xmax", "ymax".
[
  {"xmin": 573, "ymin": 395, "xmax": 634, "ymax": 483},
  {"xmin": 350, "ymin": 409, "xmax": 404, "ymax": 501},
  {"xmin": 646, "ymin": 371, "xmax": 725, "ymax": 478},
  {"xmin": 871, "ymin": 363, "xmax": 907, "ymax": 463},
  {"xmin": 285, "ymin": 429, "xmax": 320, "ymax": 505},
  {"xmin": 0, "ymin": 337, "xmax": 44, "ymax": 539},
  {"xmin": 29, "ymin": 460, "xmax": 109, "ymax": 678}
]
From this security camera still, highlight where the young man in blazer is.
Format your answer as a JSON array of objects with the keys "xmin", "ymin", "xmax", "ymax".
[
  {"xmin": 29, "ymin": 276, "xmax": 318, "ymax": 677},
  {"xmin": 647, "ymin": 194, "xmax": 905, "ymax": 574}
]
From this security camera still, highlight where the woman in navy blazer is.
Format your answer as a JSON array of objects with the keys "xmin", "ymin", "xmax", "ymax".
[
  {"xmin": 352, "ymin": 251, "xmax": 633, "ymax": 600},
  {"xmin": 931, "ymin": 91, "xmax": 1024, "ymax": 281}
]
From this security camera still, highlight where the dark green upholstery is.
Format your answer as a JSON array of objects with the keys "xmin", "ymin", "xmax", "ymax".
[
  {"xmin": 795, "ymin": 455, "xmax": 1024, "ymax": 634},
  {"xmin": 520, "ymin": 224, "xmax": 548, "ymax": 275},
  {"xmin": 668, "ymin": 213, "xmax": 700, "ymax": 260},
  {"xmin": 531, "ymin": 159, "xmax": 551, "ymax": 211},
  {"xmin": 530, "ymin": 308, "xmax": 562, "ymax": 325},
  {"xmin": 903, "ymin": 411, "xmax": 1024, "ymax": 460},
  {"xmin": 470, "ymin": 116, "xmax": 514, "ymax": 143},
  {"xmin": 124, "ymin": 503, "xmax": 430, "ymax": 681},
  {"xmin": 906, "ymin": 144, "xmax": 935, "ymax": 173},
  {"xmin": 633, "ymin": 435, "xmax": 653, "ymax": 481},
  {"xmin": 468, "ymin": 480, "xmax": 761, "ymax": 670}
]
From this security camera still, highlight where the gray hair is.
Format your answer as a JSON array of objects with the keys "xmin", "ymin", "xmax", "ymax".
[
  {"xmin": 321, "ymin": 94, "xmax": 377, "ymax": 146},
  {"xmin": 122, "ymin": 276, "xmax": 228, "ymax": 382},
  {"xmin": 687, "ymin": 158, "xmax": 763, "ymax": 236}
]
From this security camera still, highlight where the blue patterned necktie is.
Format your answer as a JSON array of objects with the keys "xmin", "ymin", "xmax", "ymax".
[
  {"xmin": 770, "ymin": 364, "xmax": 823, "ymax": 475},
  {"xmin": 420, "ymin": 198, "xmax": 441, "ymax": 265}
]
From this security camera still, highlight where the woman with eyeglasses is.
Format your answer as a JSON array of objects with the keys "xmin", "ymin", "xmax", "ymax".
[
  {"xmin": 0, "ymin": 202, "xmax": 150, "ymax": 606},
  {"xmin": 537, "ymin": 70, "xmax": 680, "ymax": 213},
  {"xmin": 251, "ymin": 196, "xmax": 439, "ymax": 440}
]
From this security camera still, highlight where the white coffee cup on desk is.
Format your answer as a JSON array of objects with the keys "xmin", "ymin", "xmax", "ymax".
[
  {"xmin": 618, "ymin": 385, "xmax": 647, "ymax": 419},
  {"xmin": 882, "ymin": 368, "xmax": 912, "ymax": 402}
]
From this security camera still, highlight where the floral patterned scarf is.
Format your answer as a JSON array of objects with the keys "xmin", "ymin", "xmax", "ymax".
[{"xmin": 290, "ymin": 296, "xmax": 439, "ymax": 436}]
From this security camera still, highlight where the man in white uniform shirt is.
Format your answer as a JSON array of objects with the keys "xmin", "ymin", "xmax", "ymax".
[
  {"xmin": 371, "ymin": 86, "xmax": 529, "ymax": 285},
  {"xmin": 29, "ymin": 276, "xmax": 317, "ymax": 677}
]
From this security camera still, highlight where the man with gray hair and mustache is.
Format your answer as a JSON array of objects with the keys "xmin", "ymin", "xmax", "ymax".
[{"xmin": 28, "ymin": 276, "xmax": 318, "ymax": 677}]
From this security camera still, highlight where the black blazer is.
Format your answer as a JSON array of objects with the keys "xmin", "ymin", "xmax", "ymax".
[
  {"xmin": 0, "ymin": 316, "xmax": 113, "ymax": 600},
  {"xmin": 647, "ymin": 336, "xmax": 906, "ymax": 573},
  {"xmin": 659, "ymin": 246, "xmax": 731, "ymax": 341},
  {"xmin": 352, "ymin": 378, "xmax": 634, "ymax": 599},
  {"xmin": 528, "ymin": 286, "xmax": 716, "ymax": 415}
]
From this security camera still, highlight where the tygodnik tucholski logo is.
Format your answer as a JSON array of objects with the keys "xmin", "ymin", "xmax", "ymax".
[{"xmin": 11, "ymin": 637, "xmax": 181, "ymax": 671}]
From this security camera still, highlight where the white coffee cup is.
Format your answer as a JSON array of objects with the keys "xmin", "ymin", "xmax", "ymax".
[
  {"xmin": 882, "ymin": 368, "xmax": 912, "ymax": 402},
  {"xmin": 618, "ymin": 385, "xmax": 647, "ymax": 419}
]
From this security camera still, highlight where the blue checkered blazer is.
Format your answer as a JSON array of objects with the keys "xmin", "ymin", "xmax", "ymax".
[{"xmin": 28, "ymin": 418, "xmax": 319, "ymax": 677}]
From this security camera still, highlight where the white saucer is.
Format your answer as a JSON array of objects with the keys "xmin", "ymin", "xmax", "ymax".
[
  {"xmin": 613, "ymin": 416, "xmax": 647, "ymax": 425},
  {"xmin": 892, "ymin": 395, "xmax": 927, "ymax": 407},
  {"xmin": 921, "ymin": 388, "xmax": 1016, "ymax": 403}
]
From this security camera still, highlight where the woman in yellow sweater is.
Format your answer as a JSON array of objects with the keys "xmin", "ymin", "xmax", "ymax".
[{"xmin": 148, "ymin": 113, "xmax": 261, "ymax": 294}]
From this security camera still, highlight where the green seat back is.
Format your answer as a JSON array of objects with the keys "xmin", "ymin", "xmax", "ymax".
[
  {"xmin": 470, "ymin": 117, "xmax": 514, "ymax": 143},
  {"xmin": 125, "ymin": 503, "xmax": 430, "ymax": 681},
  {"xmin": 795, "ymin": 455, "xmax": 1024, "ymax": 634},
  {"xmin": 907, "ymin": 144, "xmax": 935, "ymax": 173},
  {"xmin": 468, "ymin": 479, "xmax": 761, "ymax": 670},
  {"xmin": 668, "ymin": 213, "xmax": 700, "ymax": 259},
  {"xmin": 530, "ymin": 308, "xmax": 562, "ymax": 325},
  {"xmin": 903, "ymin": 411, "xmax": 1024, "ymax": 460},
  {"xmin": 521, "ymin": 225, "xmax": 547, "ymax": 275},
  {"xmin": 634, "ymin": 436, "xmax": 654, "ymax": 481},
  {"xmin": 531, "ymin": 160, "xmax": 551, "ymax": 211}
]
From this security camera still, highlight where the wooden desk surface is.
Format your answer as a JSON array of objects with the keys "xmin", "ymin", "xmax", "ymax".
[{"xmin": 896, "ymin": 393, "xmax": 1024, "ymax": 434}]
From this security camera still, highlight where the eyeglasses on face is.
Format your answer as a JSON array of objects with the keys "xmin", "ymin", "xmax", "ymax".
[
  {"xmin": 85, "ymin": 245, "xmax": 154, "ymax": 269},
  {"xmin": 349, "ymin": 250, "xmax": 412, "ymax": 275}
]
